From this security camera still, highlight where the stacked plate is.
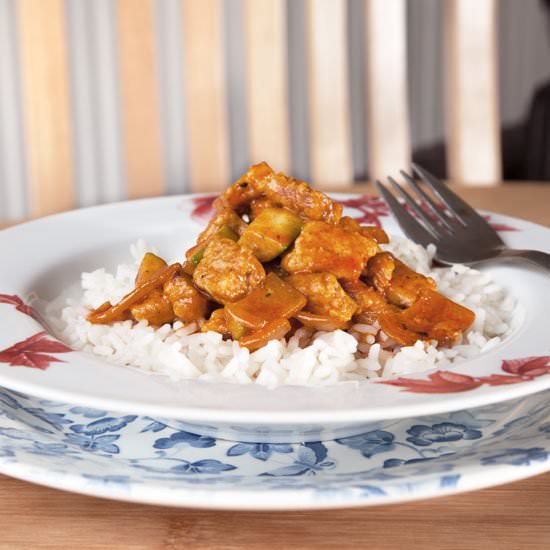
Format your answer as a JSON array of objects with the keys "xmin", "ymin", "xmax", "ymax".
[{"xmin": 0, "ymin": 195, "xmax": 549, "ymax": 509}]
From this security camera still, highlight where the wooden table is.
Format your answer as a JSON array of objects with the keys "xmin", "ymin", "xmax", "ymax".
[{"xmin": 1, "ymin": 183, "xmax": 549, "ymax": 550}]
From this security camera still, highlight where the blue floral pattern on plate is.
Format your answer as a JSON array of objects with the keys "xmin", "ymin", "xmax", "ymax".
[{"xmin": 0, "ymin": 388, "xmax": 550, "ymax": 509}]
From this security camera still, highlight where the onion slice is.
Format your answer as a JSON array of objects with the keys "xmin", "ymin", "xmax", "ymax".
[{"xmin": 293, "ymin": 310, "xmax": 349, "ymax": 332}]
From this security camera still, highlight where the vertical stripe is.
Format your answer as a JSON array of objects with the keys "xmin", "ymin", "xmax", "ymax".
[
  {"xmin": 407, "ymin": 0, "xmax": 445, "ymax": 149},
  {"xmin": 224, "ymin": 0, "xmax": 249, "ymax": 180},
  {"xmin": 116, "ymin": 0, "xmax": 164, "ymax": 198},
  {"xmin": 365, "ymin": 0, "xmax": 410, "ymax": 181},
  {"xmin": 287, "ymin": 0, "xmax": 310, "ymax": 182},
  {"xmin": 18, "ymin": 0, "xmax": 74, "ymax": 217},
  {"xmin": 182, "ymin": 0, "xmax": 229, "ymax": 191},
  {"xmin": 307, "ymin": 0, "xmax": 352, "ymax": 186},
  {"xmin": 66, "ymin": 0, "xmax": 99, "ymax": 207},
  {"xmin": 91, "ymin": 0, "xmax": 125, "ymax": 203},
  {"xmin": 348, "ymin": 0, "xmax": 368, "ymax": 181},
  {"xmin": 0, "ymin": 0, "xmax": 28, "ymax": 221},
  {"xmin": 244, "ymin": 0, "xmax": 289, "ymax": 174},
  {"xmin": 446, "ymin": 0, "xmax": 501, "ymax": 185},
  {"xmin": 67, "ymin": 0, "xmax": 125, "ymax": 206},
  {"xmin": 499, "ymin": 0, "xmax": 550, "ymax": 127},
  {"xmin": 154, "ymin": 0, "xmax": 189, "ymax": 194}
]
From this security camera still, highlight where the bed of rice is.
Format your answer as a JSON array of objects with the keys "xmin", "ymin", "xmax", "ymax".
[{"xmin": 48, "ymin": 238, "xmax": 519, "ymax": 387}]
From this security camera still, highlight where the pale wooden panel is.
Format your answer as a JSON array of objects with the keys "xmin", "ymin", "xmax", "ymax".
[
  {"xmin": 182, "ymin": 0, "xmax": 229, "ymax": 192},
  {"xmin": 364, "ymin": 0, "xmax": 410, "ymax": 182},
  {"xmin": 17, "ymin": 0, "xmax": 74, "ymax": 217},
  {"xmin": 307, "ymin": 0, "xmax": 352, "ymax": 186},
  {"xmin": 446, "ymin": 0, "xmax": 501, "ymax": 186},
  {"xmin": 117, "ymin": 0, "xmax": 164, "ymax": 198},
  {"xmin": 244, "ymin": 0, "xmax": 289, "ymax": 173}
]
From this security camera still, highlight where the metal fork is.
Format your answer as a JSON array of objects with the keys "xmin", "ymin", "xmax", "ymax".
[{"xmin": 376, "ymin": 163, "xmax": 550, "ymax": 272}]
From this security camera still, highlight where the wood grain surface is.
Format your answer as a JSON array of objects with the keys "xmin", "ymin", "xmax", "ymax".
[
  {"xmin": 0, "ymin": 473, "xmax": 548, "ymax": 550},
  {"xmin": 0, "ymin": 183, "xmax": 549, "ymax": 549}
]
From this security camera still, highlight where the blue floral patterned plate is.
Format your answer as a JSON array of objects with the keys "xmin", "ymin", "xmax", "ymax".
[{"xmin": 1, "ymin": 386, "xmax": 550, "ymax": 510}]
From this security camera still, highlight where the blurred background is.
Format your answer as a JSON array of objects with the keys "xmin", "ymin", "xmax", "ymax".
[{"xmin": 0, "ymin": 0, "xmax": 549, "ymax": 224}]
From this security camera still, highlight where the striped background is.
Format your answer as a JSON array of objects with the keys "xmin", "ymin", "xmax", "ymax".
[{"xmin": 0, "ymin": 0, "xmax": 548, "ymax": 223}]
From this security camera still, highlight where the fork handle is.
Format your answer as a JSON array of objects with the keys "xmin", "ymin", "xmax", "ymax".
[{"xmin": 497, "ymin": 249, "xmax": 550, "ymax": 272}]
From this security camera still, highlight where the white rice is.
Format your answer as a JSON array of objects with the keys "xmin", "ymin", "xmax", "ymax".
[{"xmin": 48, "ymin": 238, "xmax": 520, "ymax": 387}]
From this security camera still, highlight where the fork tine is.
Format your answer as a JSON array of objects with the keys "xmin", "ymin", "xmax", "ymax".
[
  {"xmin": 411, "ymin": 163, "xmax": 488, "ymax": 226},
  {"xmin": 376, "ymin": 180, "xmax": 439, "ymax": 245},
  {"xmin": 399, "ymin": 170, "xmax": 455, "ymax": 232},
  {"xmin": 387, "ymin": 176, "xmax": 445, "ymax": 237}
]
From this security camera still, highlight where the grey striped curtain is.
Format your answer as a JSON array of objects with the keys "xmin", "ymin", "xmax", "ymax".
[{"xmin": 0, "ymin": 0, "xmax": 548, "ymax": 223}]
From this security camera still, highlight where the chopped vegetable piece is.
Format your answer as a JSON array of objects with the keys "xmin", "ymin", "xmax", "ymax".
[
  {"xmin": 293, "ymin": 310, "xmax": 349, "ymax": 331},
  {"xmin": 264, "ymin": 172, "xmax": 343, "ymax": 223},
  {"xmin": 340, "ymin": 216, "xmax": 390, "ymax": 244},
  {"xmin": 135, "ymin": 253, "xmax": 168, "ymax": 285},
  {"xmin": 131, "ymin": 290, "xmax": 174, "ymax": 326},
  {"xmin": 342, "ymin": 279, "xmax": 399, "ymax": 323},
  {"xmin": 400, "ymin": 288, "xmax": 475, "ymax": 346},
  {"xmin": 163, "ymin": 274, "xmax": 208, "ymax": 323},
  {"xmin": 238, "ymin": 207, "xmax": 302, "ymax": 262},
  {"xmin": 225, "ymin": 272, "xmax": 307, "ymax": 338},
  {"xmin": 187, "ymin": 244, "xmax": 205, "ymax": 266},
  {"xmin": 366, "ymin": 253, "xmax": 436, "ymax": 307},
  {"xmin": 359, "ymin": 226, "xmax": 389, "ymax": 244},
  {"xmin": 225, "ymin": 312, "xmax": 249, "ymax": 340},
  {"xmin": 88, "ymin": 263, "xmax": 181, "ymax": 324},
  {"xmin": 338, "ymin": 216, "xmax": 363, "ymax": 233},
  {"xmin": 239, "ymin": 318, "xmax": 292, "ymax": 351},
  {"xmin": 249, "ymin": 197, "xmax": 278, "ymax": 220},
  {"xmin": 197, "ymin": 207, "xmax": 247, "ymax": 243},
  {"xmin": 217, "ymin": 225, "xmax": 240, "ymax": 241},
  {"xmin": 378, "ymin": 289, "xmax": 475, "ymax": 347},
  {"xmin": 385, "ymin": 258, "xmax": 436, "ymax": 307},
  {"xmin": 201, "ymin": 308, "xmax": 229, "ymax": 336},
  {"xmin": 287, "ymin": 272, "xmax": 357, "ymax": 322},
  {"xmin": 213, "ymin": 162, "xmax": 272, "ymax": 212},
  {"xmin": 89, "ymin": 301, "xmax": 131, "ymax": 323},
  {"xmin": 193, "ymin": 237, "xmax": 266, "ymax": 303},
  {"xmin": 365, "ymin": 252, "xmax": 396, "ymax": 292},
  {"xmin": 187, "ymin": 224, "xmax": 239, "ymax": 266},
  {"xmin": 282, "ymin": 221, "xmax": 378, "ymax": 280},
  {"xmin": 181, "ymin": 260, "xmax": 195, "ymax": 275},
  {"xmin": 378, "ymin": 313, "xmax": 421, "ymax": 347}
]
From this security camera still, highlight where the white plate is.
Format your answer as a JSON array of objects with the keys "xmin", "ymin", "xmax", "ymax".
[
  {"xmin": 0, "ymin": 386, "xmax": 549, "ymax": 510},
  {"xmin": 0, "ymin": 194, "xmax": 549, "ymax": 442}
]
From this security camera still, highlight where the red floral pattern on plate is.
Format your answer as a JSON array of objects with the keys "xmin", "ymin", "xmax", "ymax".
[
  {"xmin": 380, "ymin": 356, "xmax": 550, "ymax": 393},
  {"xmin": 191, "ymin": 195, "xmax": 217, "ymax": 224},
  {"xmin": 484, "ymin": 217, "xmax": 518, "ymax": 232},
  {"xmin": 0, "ymin": 294, "xmax": 42, "ymax": 322},
  {"xmin": 0, "ymin": 332, "xmax": 72, "ymax": 370},
  {"xmin": 339, "ymin": 195, "xmax": 390, "ymax": 227}
]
